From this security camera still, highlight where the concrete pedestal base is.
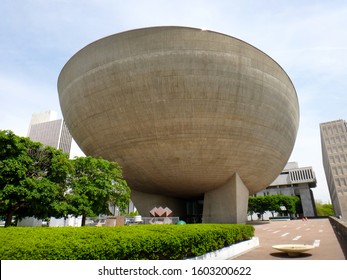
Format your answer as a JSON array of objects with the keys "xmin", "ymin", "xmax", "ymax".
[
  {"xmin": 132, "ymin": 173, "xmax": 249, "ymax": 224},
  {"xmin": 202, "ymin": 173, "xmax": 249, "ymax": 224}
]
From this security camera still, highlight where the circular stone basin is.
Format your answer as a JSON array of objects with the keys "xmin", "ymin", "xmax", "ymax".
[{"xmin": 272, "ymin": 244, "xmax": 315, "ymax": 257}]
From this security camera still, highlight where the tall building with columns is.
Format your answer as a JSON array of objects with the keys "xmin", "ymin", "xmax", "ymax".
[
  {"xmin": 320, "ymin": 119, "xmax": 347, "ymax": 220},
  {"xmin": 27, "ymin": 110, "xmax": 72, "ymax": 156}
]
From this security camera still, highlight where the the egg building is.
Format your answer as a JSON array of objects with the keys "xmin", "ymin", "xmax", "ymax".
[{"xmin": 58, "ymin": 26, "xmax": 299, "ymax": 223}]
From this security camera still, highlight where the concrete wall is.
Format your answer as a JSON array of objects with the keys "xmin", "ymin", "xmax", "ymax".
[
  {"xmin": 329, "ymin": 216, "xmax": 347, "ymax": 259},
  {"xmin": 320, "ymin": 120, "xmax": 347, "ymax": 220},
  {"xmin": 17, "ymin": 217, "xmax": 43, "ymax": 227}
]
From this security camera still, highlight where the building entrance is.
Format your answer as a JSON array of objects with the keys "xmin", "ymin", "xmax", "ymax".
[{"xmin": 186, "ymin": 198, "xmax": 204, "ymax": 223}]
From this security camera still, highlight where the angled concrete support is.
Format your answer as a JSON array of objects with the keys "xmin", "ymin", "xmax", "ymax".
[{"xmin": 202, "ymin": 173, "xmax": 249, "ymax": 224}]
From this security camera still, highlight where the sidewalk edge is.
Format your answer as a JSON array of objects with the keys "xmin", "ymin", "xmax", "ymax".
[{"xmin": 187, "ymin": 237, "xmax": 260, "ymax": 260}]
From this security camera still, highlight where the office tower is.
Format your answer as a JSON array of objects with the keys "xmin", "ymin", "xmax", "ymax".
[
  {"xmin": 320, "ymin": 119, "xmax": 347, "ymax": 219},
  {"xmin": 255, "ymin": 162, "xmax": 317, "ymax": 217},
  {"xmin": 27, "ymin": 110, "xmax": 72, "ymax": 155}
]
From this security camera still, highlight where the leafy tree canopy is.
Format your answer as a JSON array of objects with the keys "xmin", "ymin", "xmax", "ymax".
[
  {"xmin": 0, "ymin": 130, "xmax": 71, "ymax": 227},
  {"xmin": 1, "ymin": 131, "xmax": 131, "ymax": 227},
  {"xmin": 248, "ymin": 194, "xmax": 301, "ymax": 220},
  {"xmin": 315, "ymin": 200, "xmax": 334, "ymax": 216},
  {"xmin": 67, "ymin": 156, "xmax": 131, "ymax": 226}
]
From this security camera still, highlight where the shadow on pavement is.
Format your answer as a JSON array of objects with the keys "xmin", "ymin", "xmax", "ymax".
[{"xmin": 270, "ymin": 252, "xmax": 312, "ymax": 259}]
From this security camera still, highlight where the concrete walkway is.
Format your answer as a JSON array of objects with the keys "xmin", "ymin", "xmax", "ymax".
[{"xmin": 232, "ymin": 218, "xmax": 345, "ymax": 260}]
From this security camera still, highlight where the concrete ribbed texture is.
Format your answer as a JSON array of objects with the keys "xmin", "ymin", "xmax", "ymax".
[{"xmin": 58, "ymin": 26, "xmax": 299, "ymax": 222}]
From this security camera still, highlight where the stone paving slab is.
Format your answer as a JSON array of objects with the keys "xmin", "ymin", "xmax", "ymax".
[{"xmin": 232, "ymin": 218, "xmax": 345, "ymax": 260}]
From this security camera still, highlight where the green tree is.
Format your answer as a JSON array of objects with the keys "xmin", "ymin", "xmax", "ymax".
[
  {"xmin": 249, "ymin": 196, "xmax": 268, "ymax": 220},
  {"xmin": 277, "ymin": 195, "xmax": 300, "ymax": 217},
  {"xmin": 0, "ymin": 130, "xmax": 71, "ymax": 227},
  {"xmin": 265, "ymin": 195, "xmax": 281, "ymax": 217},
  {"xmin": 248, "ymin": 194, "xmax": 302, "ymax": 220},
  {"xmin": 67, "ymin": 156, "xmax": 130, "ymax": 226},
  {"xmin": 247, "ymin": 196, "xmax": 257, "ymax": 220},
  {"xmin": 315, "ymin": 200, "xmax": 334, "ymax": 216}
]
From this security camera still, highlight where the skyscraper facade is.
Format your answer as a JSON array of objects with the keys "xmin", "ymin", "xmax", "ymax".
[
  {"xmin": 27, "ymin": 110, "xmax": 72, "ymax": 155},
  {"xmin": 320, "ymin": 119, "xmax": 347, "ymax": 219}
]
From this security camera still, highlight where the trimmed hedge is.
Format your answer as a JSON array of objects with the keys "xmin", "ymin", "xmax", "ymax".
[{"xmin": 0, "ymin": 224, "xmax": 254, "ymax": 260}]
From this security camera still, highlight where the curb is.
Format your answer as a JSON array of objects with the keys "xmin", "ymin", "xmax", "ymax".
[{"xmin": 187, "ymin": 237, "xmax": 259, "ymax": 260}]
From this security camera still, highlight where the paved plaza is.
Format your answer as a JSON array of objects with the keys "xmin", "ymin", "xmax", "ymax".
[{"xmin": 233, "ymin": 218, "xmax": 345, "ymax": 260}]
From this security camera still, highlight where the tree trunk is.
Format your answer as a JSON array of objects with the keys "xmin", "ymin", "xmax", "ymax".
[
  {"xmin": 5, "ymin": 212, "xmax": 14, "ymax": 227},
  {"xmin": 81, "ymin": 215, "xmax": 86, "ymax": 226}
]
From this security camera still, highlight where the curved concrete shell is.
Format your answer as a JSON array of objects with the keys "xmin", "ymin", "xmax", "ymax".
[{"xmin": 58, "ymin": 26, "xmax": 299, "ymax": 223}]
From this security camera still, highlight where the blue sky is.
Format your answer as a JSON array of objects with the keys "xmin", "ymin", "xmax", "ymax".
[{"xmin": 1, "ymin": 0, "xmax": 347, "ymax": 203}]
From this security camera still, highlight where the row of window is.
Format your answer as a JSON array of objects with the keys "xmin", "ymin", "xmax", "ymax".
[
  {"xmin": 331, "ymin": 165, "xmax": 347, "ymax": 176},
  {"xmin": 59, "ymin": 122, "xmax": 73, "ymax": 154},
  {"xmin": 329, "ymin": 154, "xmax": 347, "ymax": 164},
  {"xmin": 289, "ymin": 168, "xmax": 315, "ymax": 182},
  {"xmin": 334, "ymin": 177, "xmax": 347, "ymax": 187},
  {"xmin": 321, "ymin": 120, "xmax": 347, "ymax": 136},
  {"xmin": 324, "ymin": 134, "xmax": 347, "ymax": 145},
  {"xmin": 325, "ymin": 145, "xmax": 347, "ymax": 154}
]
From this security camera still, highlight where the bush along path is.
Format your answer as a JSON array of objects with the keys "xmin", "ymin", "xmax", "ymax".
[{"xmin": 0, "ymin": 224, "xmax": 254, "ymax": 260}]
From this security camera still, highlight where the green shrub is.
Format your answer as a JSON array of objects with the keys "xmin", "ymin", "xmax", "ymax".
[{"xmin": 0, "ymin": 224, "xmax": 254, "ymax": 260}]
